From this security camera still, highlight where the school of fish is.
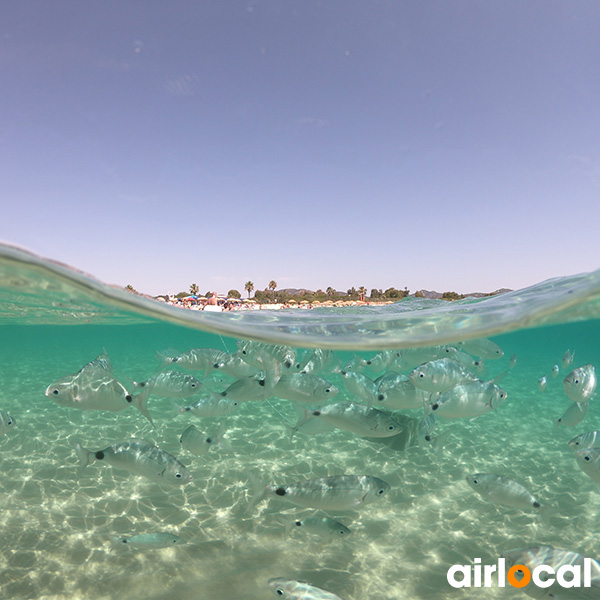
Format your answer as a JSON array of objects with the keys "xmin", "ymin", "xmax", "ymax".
[{"xmin": 0, "ymin": 338, "xmax": 584, "ymax": 596}]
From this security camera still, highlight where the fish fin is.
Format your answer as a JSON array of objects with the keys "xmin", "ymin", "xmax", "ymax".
[
  {"xmin": 490, "ymin": 369, "xmax": 509, "ymax": 384},
  {"xmin": 132, "ymin": 388, "xmax": 154, "ymax": 427},
  {"xmin": 246, "ymin": 472, "xmax": 267, "ymax": 514},
  {"xmin": 431, "ymin": 430, "xmax": 451, "ymax": 456},
  {"xmin": 291, "ymin": 407, "xmax": 314, "ymax": 439},
  {"xmin": 71, "ymin": 438, "xmax": 92, "ymax": 475},
  {"xmin": 155, "ymin": 349, "xmax": 179, "ymax": 369}
]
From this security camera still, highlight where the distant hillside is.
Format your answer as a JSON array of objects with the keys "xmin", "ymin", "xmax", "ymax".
[{"xmin": 413, "ymin": 288, "xmax": 513, "ymax": 299}]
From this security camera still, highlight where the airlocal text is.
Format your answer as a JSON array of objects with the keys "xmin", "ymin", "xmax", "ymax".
[{"xmin": 447, "ymin": 558, "xmax": 594, "ymax": 589}]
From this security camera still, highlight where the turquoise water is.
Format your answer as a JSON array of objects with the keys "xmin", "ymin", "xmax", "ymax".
[{"xmin": 2, "ymin": 245, "xmax": 600, "ymax": 599}]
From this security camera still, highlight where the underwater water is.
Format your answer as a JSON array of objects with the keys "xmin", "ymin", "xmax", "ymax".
[{"xmin": 2, "ymin": 245, "xmax": 600, "ymax": 600}]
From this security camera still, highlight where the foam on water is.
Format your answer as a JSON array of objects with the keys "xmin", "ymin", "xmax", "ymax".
[{"xmin": 1, "ymin": 244, "xmax": 600, "ymax": 599}]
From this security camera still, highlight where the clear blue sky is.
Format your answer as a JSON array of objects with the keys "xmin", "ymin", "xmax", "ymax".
[{"xmin": 2, "ymin": 1, "xmax": 599, "ymax": 296}]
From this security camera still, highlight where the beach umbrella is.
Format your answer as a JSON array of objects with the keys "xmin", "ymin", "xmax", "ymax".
[
  {"xmin": 300, "ymin": 300, "xmax": 309, "ymax": 304},
  {"xmin": 288, "ymin": 299, "xmax": 297, "ymax": 303}
]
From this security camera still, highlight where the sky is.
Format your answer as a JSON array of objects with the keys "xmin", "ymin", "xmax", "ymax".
[{"xmin": 1, "ymin": 1, "xmax": 600, "ymax": 297}]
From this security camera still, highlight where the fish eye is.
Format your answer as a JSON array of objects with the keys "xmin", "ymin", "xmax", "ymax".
[
  {"xmin": 575, "ymin": 379, "xmax": 580, "ymax": 384},
  {"xmin": 378, "ymin": 394, "xmax": 385, "ymax": 401},
  {"xmin": 584, "ymin": 455, "xmax": 591, "ymax": 462},
  {"xmin": 387, "ymin": 425, "xmax": 395, "ymax": 431},
  {"xmin": 425, "ymin": 435, "xmax": 431, "ymax": 441},
  {"xmin": 175, "ymin": 472, "xmax": 182, "ymax": 478},
  {"xmin": 206, "ymin": 438, "xmax": 212, "ymax": 444},
  {"xmin": 339, "ymin": 530, "xmax": 345, "ymax": 535},
  {"xmin": 52, "ymin": 389, "xmax": 59, "ymax": 395},
  {"xmin": 275, "ymin": 588, "xmax": 285, "ymax": 597},
  {"xmin": 473, "ymin": 479, "xmax": 479, "ymax": 484},
  {"xmin": 325, "ymin": 388, "xmax": 331, "ymax": 393},
  {"xmin": 377, "ymin": 488, "xmax": 385, "ymax": 495},
  {"xmin": 418, "ymin": 373, "xmax": 424, "ymax": 378},
  {"xmin": 7, "ymin": 419, "xmax": 12, "ymax": 426}
]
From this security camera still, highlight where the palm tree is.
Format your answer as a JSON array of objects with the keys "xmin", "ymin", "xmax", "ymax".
[
  {"xmin": 268, "ymin": 280, "xmax": 277, "ymax": 299},
  {"xmin": 358, "ymin": 286, "xmax": 367, "ymax": 302},
  {"xmin": 244, "ymin": 281, "xmax": 254, "ymax": 298},
  {"xmin": 189, "ymin": 283, "xmax": 199, "ymax": 296},
  {"xmin": 326, "ymin": 286, "xmax": 336, "ymax": 298}
]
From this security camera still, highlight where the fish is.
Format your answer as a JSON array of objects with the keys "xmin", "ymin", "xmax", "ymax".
[
  {"xmin": 0, "ymin": 410, "xmax": 15, "ymax": 436},
  {"xmin": 417, "ymin": 413, "xmax": 438, "ymax": 445},
  {"xmin": 509, "ymin": 353, "xmax": 517, "ymax": 369},
  {"xmin": 268, "ymin": 578, "xmax": 346, "ymax": 600},
  {"xmin": 456, "ymin": 338, "xmax": 504, "ymax": 360},
  {"xmin": 563, "ymin": 364, "xmax": 597, "ymax": 403},
  {"xmin": 179, "ymin": 424, "xmax": 225, "ymax": 457},
  {"xmin": 568, "ymin": 430, "xmax": 600, "ymax": 449},
  {"xmin": 294, "ymin": 401, "xmax": 403, "ymax": 438},
  {"xmin": 429, "ymin": 380, "xmax": 507, "ymax": 419},
  {"xmin": 466, "ymin": 473, "xmax": 542, "ymax": 511},
  {"xmin": 218, "ymin": 351, "xmax": 260, "ymax": 378},
  {"xmin": 375, "ymin": 373, "xmax": 431, "ymax": 410},
  {"xmin": 555, "ymin": 401, "xmax": 588, "ymax": 430},
  {"xmin": 552, "ymin": 364, "xmax": 560, "ymax": 378},
  {"xmin": 501, "ymin": 546, "xmax": 600, "ymax": 599},
  {"xmin": 72, "ymin": 439, "xmax": 193, "ymax": 485},
  {"xmin": 133, "ymin": 370, "xmax": 202, "ymax": 398},
  {"xmin": 253, "ymin": 474, "xmax": 391, "ymax": 511},
  {"xmin": 562, "ymin": 349, "xmax": 575, "ymax": 369},
  {"xmin": 397, "ymin": 346, "xmax": 448, "ymax": 370},
  {"xmin": 273, "ymin": 373, "xmax": 339, "ymax": 404},
  {"xmin": 157, "ymin": 348, "xmax": 228, "ymax": 373},
  {"xmin": 299, "ymin": 348, "xmax": 333, "ymax": 375},
  {"xmin": 289, "ymin": 516, "xmax": 351, "ymax": 538},
  {"xmin": 219, "ymin": 373, "xmax": 269, "ymax": 403},
  {"xmin": 574, "ymin": 447, "xmax": 600, "ymax": 485},
  {"xmin": 179, "ymin": 395, "xmax": 239, "ymax": 418},
  {"xmin": 112, "ymin": 532, "xmax": 181, "ymax": 549},
  {"xmin": 538, "ymin": 376, "xmax": 547, "ymax": 392},
  {"xmin": 237, "ymin": 341, "xmax": 297, "ymax": 370},
  {"xmin": 45, "ymin": 353, "xmax": 153, "ymax": 425},
  {"xmin": 409, "ymin": 358, "xmax": 476, "ymax": 393},
  {"xmin": 364, "ymin": 350, "xmax": 402, "ymax": 374},
  {"xmin": 340, "ymin": 371, "xmax": 382, "ymax": 405}
]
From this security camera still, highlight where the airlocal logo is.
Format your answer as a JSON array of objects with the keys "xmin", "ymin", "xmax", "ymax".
[{"xmin": 447, "ymin": 558, "xmax": 594, "ymax": 589}]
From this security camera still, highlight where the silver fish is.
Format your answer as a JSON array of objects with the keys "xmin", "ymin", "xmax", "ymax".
[
  {"xmin": 179, "ymin": 424, "xmax": 224, "ymax": 457},
  {"xmin": 430, "ymin": 380, "xmax": 507, "ymax": 419},
  {"xmin": 295, "ymin": 401, "xmax": 403, "ymax": 438},
  {"xmin": 113, "ymin": 532, "xmax": 180, "ymax": 549},
  {"xmin": 273, "ymin": 373, "xmax": 338, "ymax": 404},
  {"xmin": 219, "ymin": 351, "xmax": 260, "ymax": 378},
  {"xmin": 375, "ymin": 373, "xmax": 431, "ymax": 410},
  {"xmin": 299, "ymin": 349, "xmax": 333, "ymax": 375},
  {"xmin": 538, "ymin": 376, "xmax": 547, "ymax": 392},
  {"xmin": 466, "ymin": 473, "xmax": 542, "ymax": 511},
  {"xmin": 364, "ymin": 350, "xmax": 402, "ymax": 374},
  {"xmin": 45, "ymin": 354, "xmax": 153, "ymax": 425},
  {"xmin": 501, "ymin": 546, "xmax": 600, "ymax": 599},
  {"xmin": 409, "ymin": 358, "xmax": 476, "ymax": 393},
  {"xmin": 397, "ymin": 346, "xmax": 448, "ymax": 370},
  {"xmin": 290, "ymin": 516, "xmax": 351, "ymax": 538},
  {"xmin": 157, "ymin": 348, "xmax": 228, "ymax": 373},
  {"xmin": 555, "ymin": 401, "xmax": 588, "ymax": 430},
  {"xmin": 340, "ymin": 371, "xmax": 381, "ymax": 405},
  {"xmin": 134, "ymin": 370, "xmax": 202, "ymax": 398},
  {"xmin": 562, "ymin": 349, "xmax": 575, "ymax": 369},
  {"xmin": 219, "ymin": 373, "xmax": 268, "ymax": 403},
  {"xmin": 564, "ymin": 364, "xmax": 597, "ymax": 403},
  {"xmin": 552, "ymin": 364, "xmax": 560, "ymax": 378},
  {"xmin": 179, "ymin": 395, "xmax": 239, "ymax": 418},
  {"xmin": 268, "ymin": 578, "xmax": 346, "ymax": 600},
  {"xmin": 0, "ymin": 410, "xmax": 15, "ymax": 436},
  {"xmin": 255, "ymin": 475, "xmax": 390, "ymax": 511},
  {"xmin": 574, "ymin": 447, "xmax": 600, "ymax": 485},
  {"xmin": 568, "ymin": 430, "xmax": 600, "ymax": 449},
  {"xmin": 73, "ymin": 439, "xmax": 192, "ymax": 486},
  {"xmin": 457, "ymin": 338, "xmax": 504, "ymax": 360}
]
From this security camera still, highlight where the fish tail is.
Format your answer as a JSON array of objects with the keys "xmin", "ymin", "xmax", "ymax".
[
  {"xmin": 133, "ymin": 388, "xmax": 154, "ymax": 427},
  {"xmin": 291, "ymin": 407, "xmax": 313, "ymax": 439},
  {"xmin": 71, "ymin": 438, "xmax": 93, "ymax": 475},
  {"xmin": 246, "ymin": 472, "xmax": 267, "ymax": 514}
]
